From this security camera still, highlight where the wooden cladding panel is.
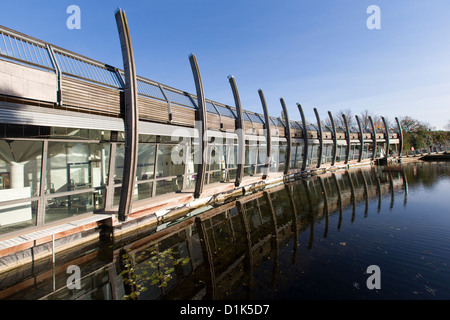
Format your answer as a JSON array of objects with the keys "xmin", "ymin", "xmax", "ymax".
[
  {"xmin": 244, "ymin": 122, "xmax": 254, "ymax": 134},
  {"xmin": 253, "ymin": 123, "xmax": 264, "ymax": 135},
  {"xmin": 61, "ymin": 77, "xmax": 122, "ymax": 115},
  {"xmin": 292, "ymin": 129, "xmax": 303, "ymax": 138},
  {"xmin": 138, "ymin": 96, "xmax": 169, "ymax": 122},
  {"xmin": 171, "ymin": 104, "xmax": 195, "ymax": 127},
  {"xmin": 221, "ymin": 117, "xmax": 236, "ymax": 131},
  {"xmin": 207, "ymin": 113, "xmax": 221, "ymax": 130},
  {"xmin": 276, "ymin": 126, "xmax": 285, "ymax": 137}
]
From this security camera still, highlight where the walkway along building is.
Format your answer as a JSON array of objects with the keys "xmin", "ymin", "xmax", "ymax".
[{"xmin": 0, "ymin": 11, "xmax": 402, "ymax": 272}]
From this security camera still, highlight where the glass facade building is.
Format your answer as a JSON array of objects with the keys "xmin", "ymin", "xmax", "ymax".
[{"xmin": 0, "ymin": 25, "xmax": 402, "ymax": 237}]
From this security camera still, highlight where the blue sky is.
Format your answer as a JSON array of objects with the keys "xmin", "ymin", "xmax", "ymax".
[{"xmin": 1, "ymin": 0, "xmax": 449, "ymax": 129}]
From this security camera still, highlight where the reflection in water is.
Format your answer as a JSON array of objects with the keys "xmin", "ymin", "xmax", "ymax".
[{"xmin": 0, "ymin": 162, "xmax": 449, "ymax": 300}]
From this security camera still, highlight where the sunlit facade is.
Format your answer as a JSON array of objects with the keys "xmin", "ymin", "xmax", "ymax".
[{"xmin": 0, "ymin": 25, "xmax": 401, "ymax": 237}]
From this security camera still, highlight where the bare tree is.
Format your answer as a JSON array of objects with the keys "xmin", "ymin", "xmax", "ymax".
[
  {"xmin": 400, "ymin": 116, "xmax": 420, "ymax": 133},
  {"xmin": 359, "ymin": 109, "xmax": 373, "ymax": 131},
  {"xmin": 334, "ymin": 109, "xmax": 354, "ymax": 129}
]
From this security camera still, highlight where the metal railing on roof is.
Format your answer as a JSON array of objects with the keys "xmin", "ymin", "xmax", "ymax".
[
  {"xmin": 53, "ymin": 49, "xmax": 122, "ymax": 88},
  {"xmin": 0, "ymin": 26, "xmax": 54, "ymax": 71},
  {"xmin": 0, "ymin": 24, "xmax": 300, "ymax": 129}
]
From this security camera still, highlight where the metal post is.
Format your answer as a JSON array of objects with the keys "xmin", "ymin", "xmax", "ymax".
[
  {"xmin": 382, "ymin": 116, "xmax": 390, "ymax": 158},
  {"xmin": 46, "ymin": 44, "xmax": 62, "ymax": 106},
  {"xmin": 280, "ymin": 98, "xmax": 292, "ymax": 174},
  {"xmin": 297, "ymin": 103, "xmax": 308, "ymax": 171},
  {"xmin": 395, "ymin": 117, "xmax": 403, "ymax": 158},
  {"xmin": 228, "ymin": 75, "xmax": 245, "ymax": 187},
  {"xmin": 52, "ymin": 233, "xmax": 56, "ymax": 264},
  {"xmin": 369, "ymin": 116, "xmax": 377, "ymax": 161},
  {"xmin": 189, "ymin": 54, "xmax": 207, "ymax": 198},
  {"xmin": 258, "ymin": 89, "xmax": 271, "ymax": 179},
  {"xmin": 115, "ymin": 8, "xmax": 139, "ymax": 221},
  {"xmin": 159, "ymin": 84, "xmax": 172, "ymax": 123},
  {"xmin": 355, "ymin": 115, "xmax": 364, "ymax": 162},
  {"xmin": 37, "ymin": 140, "xmax": 48, "ymax": 227},
  {"xmin": 342, "ymin": 114, "xmax": 350, "ymax": 164},
  {"xmin": 328, "ymin": 111, "xmax": 337, "ymax": 166},
  {"xmin": 313, "ymin": 108, "xmax": 323, "ymax": 168}
]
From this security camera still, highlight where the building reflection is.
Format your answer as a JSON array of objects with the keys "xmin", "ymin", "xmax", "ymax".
[{"xmin": 0, "ymin": 162, "xmax": 447, "ymax": 300}]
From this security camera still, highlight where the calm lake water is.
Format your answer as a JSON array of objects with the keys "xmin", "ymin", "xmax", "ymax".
[{"xmin": 0, "ymin": 161, "xmax": 449, "ymax": 300}]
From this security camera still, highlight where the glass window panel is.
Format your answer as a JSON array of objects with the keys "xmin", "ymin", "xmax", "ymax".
[
  {"xmin": 226, "ymin": 144, "xmax": 238, "ymax": 169},
  {"xmin": 205, "ymin": 102, "xmax": 218, "ymax": 115},
  {"xmin": 309, "ymin": 145, "xmax": 318, "ymax": 166},
  {"xmin": 215, "ymin": 105, "xmax": 236, "ymax": 119},
  {"xmin": 278, "ymin": 145, "xmax": 286, "ymax": 172},
  {"xmin": 0, "ymin": 200, "xmax": 38, "ymax": 235},
  {"xmin": 137, "ymin": 144, "xmax": 156, "ymax": 181},
  {"xmin": 155, "ymin": 177, "xmax": 183, "ymax": 196},
  {"xmin": 208, "ymin": 145, "xmax": 226, "ymax": 172},
  {"xmin": 228, "ymin": 168, "xmax": 237, "ymax": 181},
  {"xmin": 45, "ymin": 190, "xmax": 105, "ymax": 223},
  {"xmin": 137, "ymin": 80, "xmax": 166, "ymax": 100},
  {"xmin": 135, "ymin": 182, "xmax": 153, "ymax": 201},
  {"xmin": 114, "ymin": 144, "xmax": 125, "ymax": 184},
  {"xmin": 255, "ymin": 164, "xmax": 265, "ymax": 175},
  {"xmin": 294, "ymin": 143, "xmax": 304, "ymax": 168},
  {"xmin": 244, "ymin": 166, "xmax": 254, "ymax": 176},
  {"xmin": 0, "ymin": 140, "xmax": 42, "ymax": 199},
  {"xmin": 184, "ymin": 174, "xmax": 196, "ymax": 189},
  {"xmin": 163, "ymin": 89, "xmax": 195, "ymax": 108},
  {"xmin": 269, "ymin": 145, "xmax": 278, "ymax": 172},
  {"xmin": 47, "ymin": 142, "xmax": 109, "ymax": 194},
  {"xmin": 156, "ymin": 145, "xmax": 185, "ymax": 178},
  {"xmin": 248, "ymin": 113, "xmax": 264, "ymax": 124},
  {"xmin": 208, "ymin": 170, "xmax": 225, "ymax": 184}
]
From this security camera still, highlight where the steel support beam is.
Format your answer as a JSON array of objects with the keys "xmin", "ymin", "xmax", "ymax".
[
  {"xmin": 369, "ymin": 116, "xmax": 377, "ymax": 161},
  {"xmin": 228, "ymin": 75, "xmax": 245, "ymax": 187},
  {"xmin": 37, "ymin": 140, "xmax": 48, "ymax": 226},
  {"xmin": 115, "ymin": 8, "xmax": 139, "ymax": 222},
  {"xmin": 189, "ymin": 54, "xmax": 207, "ymax": 198},
  {"xmin": 297, "ymin": 103, "xmax": 308, "ymax": 171},
  {"xmin": 342, "ymin": 114, "xmax": 350, "ymax": 164},
  {"xmin": 313, "ymin": 108, "xmax": 323, "ymax": 168},
  {"xmin": 280, "ymin": 98, "xmax": 291, "ymax": 174},
  {"xmin": 355, "ymin": 115, "xmax": 364, "ymax": 162},
  {"xmin": 381, "ymin": 116, "xmax": 390, "ymax": 158},
  {"xmin": 395, "ymin": 117, "xmax": 403, "ymax": 157},
  {"xmin": 328, "ymin": 111, "xmax": 337, "ymax": 166},
  {"xmin": 258, "ymin": 89, "xmax": 271, "ymax": 179}
]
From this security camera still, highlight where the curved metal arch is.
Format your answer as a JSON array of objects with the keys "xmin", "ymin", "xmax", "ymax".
[
  {"xmin": 189, "ymin": 53, "xmax": 207, "ymax": 198},
  {"xmin": 313, "ymin": 108, "xmax": 323, "ymax": 168},
  {"xmin": 395, "ymin": 117, "xmax": 403, "ymax": 157},
  {"xmin": 355, "ymin": 115, "xmax": 364, "ymax": 162},
  {"xmin": 115, "ymin": 8, "xmax": 139, "ymax": 222},
  {"xmin": 280, "ymin": 98, "xmax": 292, "ymax": 174},
  {"xmin": 297, "ymin": 103, "xmax": 308, "ymax": 171},
  {"xmin": 228, "ymin": 75, "xmax": 245, "ymax": 187},
  {"xmin": 258, "ymin": 89, "xmax": 271, "ymax": 179},
  {"xmin": 328, "ymin": 111, "xmax": 337, "ymax": 166},
  {"xmin": 342, "ymin": 114, "xmax": 350, "ymax": 164},
  {"xmin": 369, "ymin": 116, "xmax": 377, "ymax": 161},
  {"xmin": 381, "ymin": 116, "xmax": 390, "ymax": 158}
]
